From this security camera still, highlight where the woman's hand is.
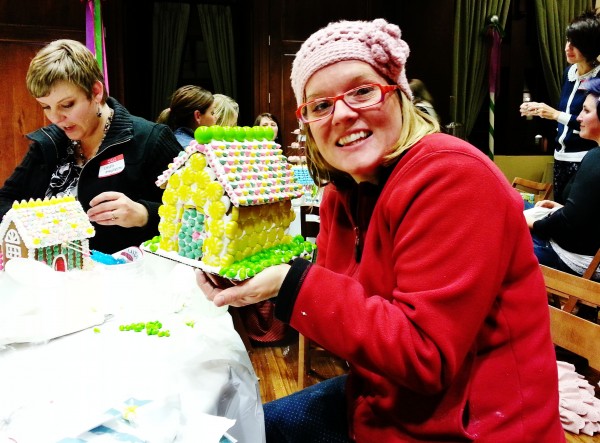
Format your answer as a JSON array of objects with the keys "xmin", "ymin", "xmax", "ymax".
[
  {"xmin": 535, "ymin": 199, "xmax": 563, "ymax": 210},
  {"xmin": 520, "ymin": 101, "xmax": 559, "ymax": 121},
  {"xmin": 87, "ymin": 191, "xmax": 149, "ymax": 227},
  {"xmin": 196, "ymin": 264, "xmax": 291, "ymax": 307},
  {"xmin": 525, "ymin": 214, "xmax": 536, "ymax": 229}
]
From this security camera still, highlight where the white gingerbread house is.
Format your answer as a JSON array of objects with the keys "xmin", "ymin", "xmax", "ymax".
[{"xmin": 0, "ymin": 196, "xmax": 95, "ymax": 272}]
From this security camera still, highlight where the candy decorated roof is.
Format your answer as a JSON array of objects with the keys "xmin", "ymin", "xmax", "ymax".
[
  {"xmin": 0, "ymin": 196, "xmax": 95, "ymax": 249},
  {"xmin": 156, "ymin": 125, "xmax": 305, "ymax": 207}
]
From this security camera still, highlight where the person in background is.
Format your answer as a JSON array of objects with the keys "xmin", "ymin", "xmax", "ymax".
[
  {"xmin": 157, "ymin": 85, "xmax": 216, "ymax": 147},
  {"xmin": 0, "ymin": 39, "xmax": 182, "ymax": 253},
  {"xmin": 213, "ymin": 93, "xmax": 239, "ymax": 127},
  {"xmin": 520, "ymin": 10, "xmax": 600, "ymax": 203},
  {"xmin": 526, "ymin": 77, "xmax": 600, "ymax": 281},
  {"xmin": 254, "ymin": 112, "xmax": 280, "ymax": 144},
  {"xmin": 197, "ymin": 19, "xmax": 564, "ymax": 442},
  {"xmin": 409, "ymin": 78, "xmax": 440, "ymax": 122}
]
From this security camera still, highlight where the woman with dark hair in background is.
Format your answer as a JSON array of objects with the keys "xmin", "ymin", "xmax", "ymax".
[
  {"xmin": 157, "ymin": 85, "xmax": 216, "ymax": 147},
  {"xmin": 521, "ymin": 10, "xmax": 600, "ymax": 202}
]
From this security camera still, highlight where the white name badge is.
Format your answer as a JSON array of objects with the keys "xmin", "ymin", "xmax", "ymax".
[{"xmin": 98, "ymin": 154, "xmax": 125, "ymax": 178}]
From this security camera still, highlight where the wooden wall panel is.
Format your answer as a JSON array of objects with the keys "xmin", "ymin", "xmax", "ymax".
[
  {"xmin": 0, "ymin": 42, "xmax": 46, "ymax": 186},
  {"xmin": 0, "ymin": 0, "xmax": 84, "ymax": 27},
  {"xmin": 0, "ymin": 0, "xmax": 85, "ymax": 187}
]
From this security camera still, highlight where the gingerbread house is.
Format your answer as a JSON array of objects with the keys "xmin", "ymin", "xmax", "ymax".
[
  {"xmin": 144, "ymin": 125, "xmax": 314, "ymax": 280},
  {"xmin": 0, "ymin": 196, "xmax": 95, "ymax": 272}
]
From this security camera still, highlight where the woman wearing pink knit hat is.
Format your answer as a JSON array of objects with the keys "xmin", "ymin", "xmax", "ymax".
[{"xmin": 198, "ymin": 19, "xmax": 564, "ymax": 442}]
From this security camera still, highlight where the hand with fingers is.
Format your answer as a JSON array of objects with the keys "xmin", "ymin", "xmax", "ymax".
[
  {"xmin": 519, "ymin": 101, "xmax": 559, "ymax": 120},
  {"xmin": 87, "ymin": 191, "xmax": 149, "ymax": 227},
  {"xmin": 196, "ymin": 264, "xmax": 291, "ymax": 308}
]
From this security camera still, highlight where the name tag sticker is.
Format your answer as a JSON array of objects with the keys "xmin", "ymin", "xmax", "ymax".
[{"xmin": 98, "ymin": 154, "xmax": 125, "ymax": 178}]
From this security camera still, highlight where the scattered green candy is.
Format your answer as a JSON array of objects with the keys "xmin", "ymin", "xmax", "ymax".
[
  {"xmin": 93, "ymin": 327, "xmax": 101, "ymax": 333},
  {"xmin": 118, "ymin": 320, "xmax": 169, "ymax": 337}
]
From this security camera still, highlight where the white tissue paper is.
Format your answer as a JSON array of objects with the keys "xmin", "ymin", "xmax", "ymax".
[{"xmin": 557, "ymin": 360, "xmax": 600, "ymax": 435}]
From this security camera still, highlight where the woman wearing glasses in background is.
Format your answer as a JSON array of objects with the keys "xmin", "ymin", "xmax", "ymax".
[{"xmin": 197, "ymin": 19, "xmax": 564, "ymax": 442}]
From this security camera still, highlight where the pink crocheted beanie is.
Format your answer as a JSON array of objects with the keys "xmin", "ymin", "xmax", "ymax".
[{"xmin": 291, "ymin": 18, "xmax": 412, "ymax": 106}]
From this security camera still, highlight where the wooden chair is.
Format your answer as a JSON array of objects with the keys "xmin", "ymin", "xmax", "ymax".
[
  {"xmin": 582, "ymin": 247, "xmax": 600, "ymax": 281},
  {"xmin": 511, "ymin": 177, "xmax": 553, "ymax": 202},
  {"xmin": 543, "ymin": 263, "xmax": 600, "ymax": 443},
  {"xmin": 542, "ymin": 264, "xmax": 600, "ymax": 371}
]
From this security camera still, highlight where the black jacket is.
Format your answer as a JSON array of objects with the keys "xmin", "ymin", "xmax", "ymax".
[
  {"xmin": 0, "ymin": 97, "xmax": 182, "ymax": 253},
  {"xmin": 533, "ymin": 147, "xmax": 600, "ymax": 256}
]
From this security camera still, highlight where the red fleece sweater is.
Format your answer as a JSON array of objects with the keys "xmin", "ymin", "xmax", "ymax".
[{"xmin": 288, "ymin": 134, "xmax": 564, "ymax": 442}]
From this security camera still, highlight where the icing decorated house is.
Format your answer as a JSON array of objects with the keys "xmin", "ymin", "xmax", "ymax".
[
  {"xmin": 0, "ymin": 196, "xmax": 95, "ymax": 272},
  {"xmin": 143, "ymin": 125, "xmax": 315, "ymax": 280}
]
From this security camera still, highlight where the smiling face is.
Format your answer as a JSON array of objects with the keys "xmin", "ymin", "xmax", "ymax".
[
  {"xmin": 577, "ymin": 94, "xmax": 600, "ymax": 142},
  {"xmin": 565, "ymin": 41, "xmax": 586, "ymax": 65},
  {"xmin": 304, "ymin": 61, "xmax": 403, "ymax": 184},
  {"xmin": 35, "ymin": 80, "xmax": 103, "ymax": 143}
]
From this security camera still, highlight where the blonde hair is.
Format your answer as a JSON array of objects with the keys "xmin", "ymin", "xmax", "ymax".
[
  {"xmin": 157, "ymin": 85, "xmax": 214, "ymax": 130},
  {"xmin": 305, "ymin": 92, "xmax": 440, "ymax": 187},
  {"xmin": 213, "ymin": 94, "xmax": 239, "ymax": 126},
  {"xmin": 26, "ymin": 39, "xmax": 106, "ymax": 101}
]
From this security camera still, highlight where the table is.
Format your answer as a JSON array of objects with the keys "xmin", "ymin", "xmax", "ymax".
[{"xmin": 0, "ymin": 253, "xmax": 265, "ymax": 442}]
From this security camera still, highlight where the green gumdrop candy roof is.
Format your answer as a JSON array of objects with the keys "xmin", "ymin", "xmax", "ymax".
[{"xmin": 194, "ymin": 125, "xmax": 275, "ymax": 143}]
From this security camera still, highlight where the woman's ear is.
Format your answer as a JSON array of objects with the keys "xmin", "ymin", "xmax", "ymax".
[
  {"xmin": 92, "ymin": 80, "xmax": 104, "ymax": 103},
  {"xmin": 193, "ymin": 109, "xmax": 203, "ymax": 126}
]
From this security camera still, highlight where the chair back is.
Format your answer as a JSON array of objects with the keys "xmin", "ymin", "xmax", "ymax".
[
  {"xmin": 300, "ymin": 205, "xmax": 320, "ymax": 240},
  {"xmin": 583, "ymin": 247, "xmax": 600, "ymax": 280},
  {"xmin": 541, "ymin": 265, "xmax": 600, "ymax": 371},
  {"xmin": 511, "ymin": 177, "xmax": 553, "ymax": 202}
]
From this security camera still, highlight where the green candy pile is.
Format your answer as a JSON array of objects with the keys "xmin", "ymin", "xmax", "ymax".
[{"xmin": 119, "ymin": 320, "xmax": 170, "ymax": 337}]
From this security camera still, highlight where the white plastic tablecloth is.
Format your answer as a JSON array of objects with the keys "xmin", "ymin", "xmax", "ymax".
[{"xmin": 0, "ymin": 254, "xmax": 265, "ymax": 442}]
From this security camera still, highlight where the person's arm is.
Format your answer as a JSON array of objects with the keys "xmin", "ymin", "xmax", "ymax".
[{"xmin": 86, "ymin": 123, "xmax": 182, "ymax": 231}]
